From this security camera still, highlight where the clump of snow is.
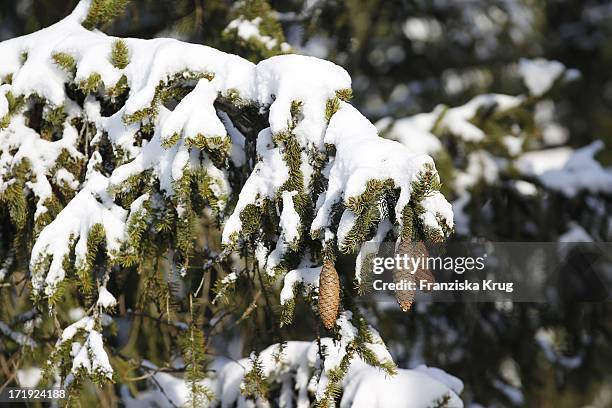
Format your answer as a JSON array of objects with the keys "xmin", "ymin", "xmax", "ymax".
[
  {"xmin": 342, "ymin": 365, "xmax": 463, "ymax": 408},
  {"xmin": 254, "ymin": 241, "xmax": 268, "ymax": 269},
  {"xmin": 0, "ymin": 118, "xmax": 83, "ymax": 220},
  {"xmin": 420, "ymin": 192, "xmax": 454, "ymax": 232},
  {"xmin": 109, "ymin": 105, "xmax": 229, "ymax": 201},
  {"xmin": 402, "ymin": 17, "xmax": 442, "ymax": 43},
  {"xmin": 0, "ymin": 85, "xmax": 9, "ymax": 118},
  {"xmin": 70, "ymin": 330, "xmax": 113, "ymax": 380},
  {"xmin": 160, "ymin": 79, "xmax": 227, "ymax": 146},
  {"xmin": 336, "ymin": 209, "xmax": 358, "ymax": 249},
  {"xmin": 455, "ymin": 150, "xmax": 500, "ymax": 194},
  {"xmin": 255, "ymin": 54, "xmax": 351, "ymax": 149},
  {"xmin": 492, "ymin": 379, "xmax": 525, "ymax": 406},
  {"xmin": 68, "ymin": 307, "xmax": 86, "ymax": 322},
  {"xmin": 516, "ymin": 146, "xmax": 573, "ymax": 176},
  {"xmin": 279, "ymin": 190, "xmax": 301, "ymax": 244},
  {"xmin": 381, "ymin": 94, "xmax": 522, "ymax": 146},
  {"xmin": 534, "ymin": 100, "xmax": 570, "ymax": 145},
  {"xmin": 17, "ymin": 367, "xmax": 43, "ymax": 388},
  {"xmin": 60, "ymin": 315, "xmax": 95, "ymax": 343},
  {"xmin": 313, "ymin": 311, "xmax": 392, "ymax": 401},
  {"xmin": 119, "ymin": 42, "xmax": 254, "ymax": 121},
  {"xmin": 56, "ymin": 316, "xmax": 114, "ymax": 386},
  {"xmin": 440, "ymin": 94, "xmax": 523, "ymax": 142},
  {"xmin": 280, "ymin": 266, "xmax": 321, "ymax": 305},
  {"xmin": 557, "ymin": 222, "xmax": 593, "ymax": 257},
  {"xmin": 312, "ymin": 103, "xmax": 453, "ymax": 243},
  {"xmin": 502, "ymin": 135, "xmax": 524, "ymax": 156},
  {"xmin": 558, "ymin": 222, "xmax": 592, "ymax": 243},
  {"xmin": 514, "ymin": 180, "xmax": 537, "ymax": 196},
  {"xmin": 538, "ymin": 141, "xmax": 612, "ymax": 197},
  {"xmin": 518, "ymin": 58, "xmax": 565, "ymax": 97},
  {"xmin": 122, "ymin": 361, "xmax": 192, "ymax": 407},
  {"xmin": 221, "ymin": 128, "xmax": 289, "ymax": 244},
  {"xmin": 376, "ymin": 113, "xmax": 443, "ymax": 156},
  {"xmin": 97, "ymin": 286, "xmax": 117, "ymax": 308},
  {"xmin": 221, "ymin": 272, "xmax": 237, "ymax": 284},
  {"xmin": 535, "ymin": 328, "xmax": 584, "ymax": 370},
  {"xmin": 30, "ymin": 170, "xmax": 127, "ymax": 297},
  {"xmin": 225, "ymin": 16, "xmax": 291, "ymax": 52},
  {"xmin": 218, "ymin": 111, "xmax": 246, "ymax": 167},
  {"xmin": 265, "ymin": 236, "xmax": 289, "ymax": 275}
]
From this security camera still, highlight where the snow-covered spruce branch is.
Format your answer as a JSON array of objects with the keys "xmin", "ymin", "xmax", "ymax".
[{"xmin": 0, "ymin": 0, "xmax": 453, "ymax": 401}]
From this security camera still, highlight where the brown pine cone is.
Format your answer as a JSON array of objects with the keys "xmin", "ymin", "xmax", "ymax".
[
  {"xmin": 401, "ymin": 240, "xmax": 434, "ymax": 290},
  {"xmin": 392, "ymin": 265, "xmax": 415, "ymax": 312},
  {"xmin": 394, "ymin": 240, "xmax": 433, "ymax": 311},
  {"xmin": 318, "ymin": 260, "xmax": 340, "ymax": 329}
]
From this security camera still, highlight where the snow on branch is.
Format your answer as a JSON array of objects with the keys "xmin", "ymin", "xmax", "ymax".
[
  {"xmin": 0, "ymin": 0, "xmax": 454, "ymax": 392},
  {"xmin": 122, "ymin": 336, "xmax": 463, "ymax": 407}
]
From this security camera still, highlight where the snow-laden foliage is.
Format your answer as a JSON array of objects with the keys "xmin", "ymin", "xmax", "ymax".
[
  {"xmin": 123, "ymin": 332, "xmax": 463, "ymax": 408},
  {"xmin": 0, "ymin": 0, "xmax": 454, "ymax": 403}
]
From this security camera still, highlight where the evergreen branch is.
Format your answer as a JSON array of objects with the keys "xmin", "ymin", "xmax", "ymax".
[{"xmin": 83, "ymin": 0, "xmax": 130, "ymax": 30}]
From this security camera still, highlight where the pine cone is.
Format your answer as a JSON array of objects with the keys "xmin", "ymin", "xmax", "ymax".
[
  {"xmin": 392, "ymin": 263, "xmax": 415, "ymax": 312},
  {"xmin": 318, "ymin": 260, "xmax": 340, "ymax": 329},
  {"xmin": 404, "ymin": 241, "xmax": 434, "ymax": 290},
  {"xmin": 393, "ymin": 240, "xmax": 433, "ymax": 311}
]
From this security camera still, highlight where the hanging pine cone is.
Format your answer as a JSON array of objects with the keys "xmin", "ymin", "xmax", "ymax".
[
  {"xmin": 318, "ymin": 260, "xmax": 340, "ymax": 329},
  {"xmin": 405, "ymin": 241, "xmax": 434, "ymax": 290},
  {"xmin": 392, "ymin": 263, "xmax": 415, "ymax": 312},
  {"xmin": 393, "ymin": 240, "xmax": 433, "ymax": 311}
]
